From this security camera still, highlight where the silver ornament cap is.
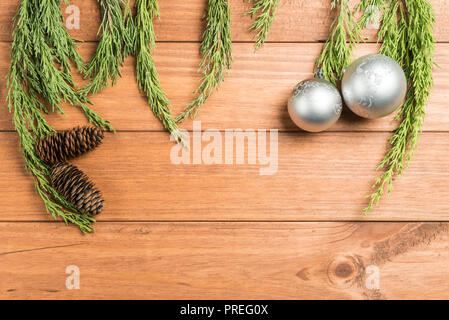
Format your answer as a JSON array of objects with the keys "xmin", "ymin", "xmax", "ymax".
[
  {"xmin": 341, "ymin": 54, "xmax": 407, "ymax": 119},
  {"xmin": 288, "ymin": 78, "xmax": 342, "ymax": 132}
]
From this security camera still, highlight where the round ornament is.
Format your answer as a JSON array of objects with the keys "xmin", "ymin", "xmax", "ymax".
[
  {"xmin": 341, "ymin": 54, "xmax": 407, "ymax": 119},
  {"xmin": 288, "ymin": 78, "xmax": 343, "ymax": 132}
]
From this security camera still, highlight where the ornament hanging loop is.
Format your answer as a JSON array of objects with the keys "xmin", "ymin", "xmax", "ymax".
[{"xmin": 315, "ymin": 69, "xmax": 324, "ymax": 79}]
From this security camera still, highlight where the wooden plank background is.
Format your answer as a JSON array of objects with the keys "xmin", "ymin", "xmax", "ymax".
[{"xmin": 1, "ymin": 0, "xmax": 449, "ymax": 299}]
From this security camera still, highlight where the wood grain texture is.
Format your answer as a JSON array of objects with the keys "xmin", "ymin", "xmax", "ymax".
[
  {"xmin": 0, "ymin": 0, "xmax": 448, "ymax": 42},
  {"xmin": 1, "ymin": 131, "xmax": 449, "ymax": 222},
  {"xmin": 1, "ymin": 42, "xmax": 448, "ymax": 132},
  {"xmin": 1, "ymin": 222, "xmax": 449, "ymax": 299},
  {"xmin": 2, "ymin": 0, "xmax": 449, "ymax": 300}
]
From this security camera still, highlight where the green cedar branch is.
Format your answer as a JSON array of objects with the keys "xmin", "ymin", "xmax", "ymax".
[
  {"xmin": 134, "ymin": 0, "xmax": 184, "ymax": 144},
  {"xmin": 364, "ymin": 0, "xmax": 435, "ymax": 214},
  {"xmin": 176, "ymin": 0, "xmax": 232, "ymax": 123},
  {"xmin": 357, "ymin": 0, "xmax": 388, "ymax": 29},
  {"xmin": 123, "ymin": 0, "xmax": 136, "ymax": 57},
  {"xmin": 247, "ymin": 0, "xmax": 280, "ymax": 51},
  {"xmin": 36, "ymin": 0, "xmax": 113, "ymax": 131},
  {"xmin": 80, "ymin": 0, "xmax": 133, "ymax": 97},
  {"xmin": 314, "ymin": 0, "xmax": 362, "ymax": 86},
  {"xmin": 7, "ymin": 0, "xmax": 100, "ymax": 232}
]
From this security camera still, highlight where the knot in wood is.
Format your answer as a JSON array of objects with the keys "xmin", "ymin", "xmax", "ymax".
[{"xmin": 327, "ymin": 255, "xmax": 363, "ymax": 289}]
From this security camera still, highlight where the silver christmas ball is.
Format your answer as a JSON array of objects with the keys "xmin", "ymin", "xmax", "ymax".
[
  {"xmin": 341, "ymin": 54, "xmax": 407, "ymax": 119},
  {"xmin": 288, "ymin": 78, "xmax": 342, "ymax": 132}
]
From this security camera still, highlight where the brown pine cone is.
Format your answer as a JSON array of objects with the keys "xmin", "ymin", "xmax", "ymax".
[
  {"xmin": 50, "ymin": 162, "xmax": 104, "ymax": 215},
  {"xmin": 36, "ymin": 126, "xmax": 104, "ymax": 165}
]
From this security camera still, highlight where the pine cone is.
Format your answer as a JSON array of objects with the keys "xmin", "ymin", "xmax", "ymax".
[
  {"xmin": 51, "ymin": 163, "xmax": 104, "ymax": 215},
  {"xmin": 36, "ymin": 126, "xmax": 104, "ymax": 165}
]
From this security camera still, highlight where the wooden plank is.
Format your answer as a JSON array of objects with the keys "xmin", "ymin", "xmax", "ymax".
[
  {"xmin": 1, "ymin": 1, "xmax": 448, "ymax": 301},
  {"xmin": 0, "ymin": 0, "xmax": 448, "ymax": 42},
  {"xmin": 1, "ymin": 42, "xmax": 448, "ymax": 132},
  {"xmin": 1, "ymin": 222, "xmax": 449, "ymax": 299},
  {"xmin": 1, "ymin": 131, "xmax": 449, "ymax": 222}
]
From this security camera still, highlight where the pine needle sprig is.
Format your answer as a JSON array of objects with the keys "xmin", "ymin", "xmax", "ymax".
[
  {"xmin": 42, "ymin": 0, "xmax": 84, "ymax": 75},
  {"xmin": 6, "ymin": 0, "xmax": 109, "ymax": 233},
  {"xmin": 80, "ymin": 0, "xmax": 132, "ymax": 97},
  {"xmin": 30, "ymin": 0, "xmax": 113, "ymax": 131},
  {"xmin": 134, "ymin": 0, "xmax": 184, "ymax": 143},
  {"xmin": 247, "ymin": 0, "xmax": 280, "ymax": 51},
  {"xmin": 314, "ymin": 0, "xmax": 362, "ymax": 86},
  {"xmin": 7, "ymin": 79, "xmax": 97, "ymax": 233},
  {"xmin": 123, "ymin": 0, "xmax": 136, "ymax": 57},
  {"xmin": 356, "ymin": 0, "xmax": 388, "ymax": 29},
  {"xmin": 176, "ymin": 0, "xmax": 232, "ymax": 123},
  {"xmin": 364, "ymin": 0, "xmax": 435, "ymax": 214}
]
